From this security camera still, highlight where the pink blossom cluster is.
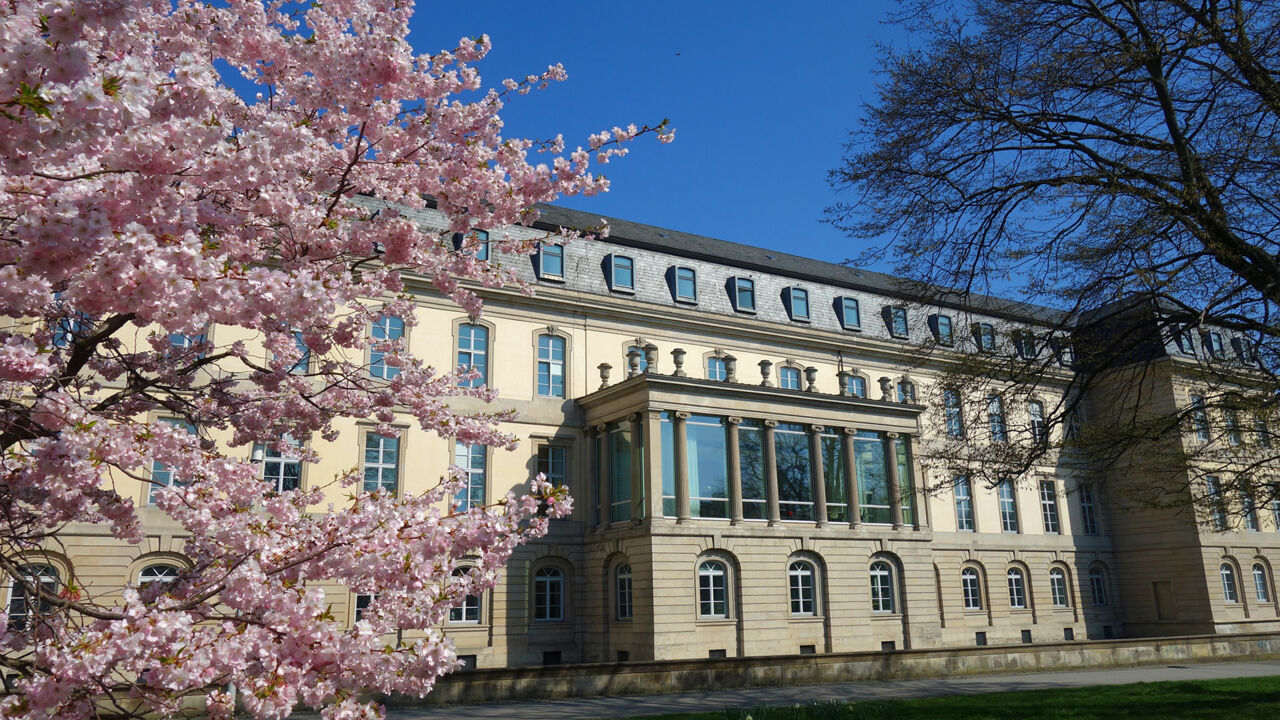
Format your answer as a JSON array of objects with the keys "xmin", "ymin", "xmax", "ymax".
[{"xmin": 0, "ymin": 1, "xmax": 653, "ymax": 718}]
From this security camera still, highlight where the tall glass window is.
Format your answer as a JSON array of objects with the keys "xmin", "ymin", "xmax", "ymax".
[
  {"xmin": 774, "ymin": 422, "xmax": 813, "ymax": 521},
  {"xmin": 1049, "ymin": 568, "xmax": 1070, "ymax": 607},
  {"xmin": 707, "ymin": 356, "xmax": 726, "ymax": 381},
  {"xmin": 454, "ymin": 442, "xmax": 486, "ymax": 511},
  {"xmin": 855, "ymin": 431, "xmax": 890, "ymax": 524},
  {"xmin": 259, "ymin": 435, "xmax": 302, "ymax": 492},
  {"xmin": 456, "ymin": 323, "xmax": 488, "ymax": 388},
  {"xmin": 738, "ymin": 420, "xmax": 767, "ymax": 520},
  {"xmin": 734, "ymin": 278, "xmax": 755, "ymax": 311},
  {"xmin": 779, "ymin": 366, "xmax": 801, "ymax": 390},
  {"xmin": 449, "ymin": 567, "xmax": 481, "ymax": 623},
  {"xmin": 961, "ymin": 568, "xmax": 982, "ymax": 610},
  {"xmin": 687, "ymin": 414, "xmax": 729, "ymax": 518},
  {"xmin": 988, "ymin": 396, "xmax": 1007, "ymax": 442},
  {"xmin": 1207, "ymin": 331, "xmax": 1226, "ymax": 359},
  {"xmin": 1244, "ymin": 492, "xmax": 1260, "ymax": 531},
  {"xmin": 290, "ymin": 330, "xmax": 310, "ymax": 374},
  {"xmin": 839, "ymin": 297, "xmax": 861, "ymax": 329},
  {"xmin": 611, "ymin": 255, "xmax": 634, "ymax": 291},
  {"xmin": 788, "ymin": 561, "xmax": 817, "ymax": 616},
  {"xmin": 675, "ymin": 267, "xmax": 697, "ymax": 302},
  {"xmin": 895, "ymin": 435, "xmax": 915, "ymax": 526},
  {"xmin": 1253, "ymin": 564, "xmax": 1270, "ymax": 603},
  {"xmin": 1190, "ymin": 394, "xmax": 1210, "ymax": 442},
  {"xmin": 539, "ymin": 244, "xmax": 564, "ymax": 279},
  {"xmin": 1007, "ymin": 568, "xmax": 1027, "ymax": 608},
  {"xmin": 534, "ymin": 567, "xmax": 565, "ymax": 621},
  {"xmin": 609, "ymin": 424, "xmax": 633, "ymax": 523},
  {"xmin": 789, "ymin": 288, "xmax": 810, "ymax": 321},
  {"xmin": 1040, "ymin": 480, "xmax": 1060, "ymax": 534},
  {"xmin": 615, "ymin": 564, "xmax": 634, "ymax": 620},
  {"xmin": 1225, "ymin": 407, "xmax": 1242, "ymax": 446},
  {"xmin": 936, "ymin": 315, "xmax": 954, "ymax": 345},
  {"xmin": 975, "ymin": 322, "xmax": 996, "ymax": 352},
  {"xmin": 536, "ymin": 334, "xmax": 565, "ymax": 397},
  {"xmin": 362, "ymin": 432, "xmax": 399, "ymax": 494},
  {"xmin": 944, "ymin": 389, "xmax": 965, "ymax": 438},
  {"xmin": 954, "ymin": 476, "xmax": 975, "ymax": 531},
  {"xmin": 1028, "ymin": 401, "xmax": 1047, "ymax": 445},
  {"xmin": 821, "ymin": 428, "xmax": 848, "ymax": 522},
  {"xmin": 537, "ymin": 445, "xmax": 567, "ymax": 487},
  {"xmin": 370, "ymin": 315, "xmax": 404, "ymax": 380},
  {"xmin": 1221, "ymin": 563, "xmax": 1239, "ymax": 603},
  {"xmin": 998, "ymin": 479, "xmax": 1019, "ymax": 533},
  {"xmin": 870, "ymin": 561, "xmax": 895, "ymax": 613},
  {"xmin": 1205, "ymin": 476, "xmax": 1227, "ymax": 530},
  {"xmin": 888, "ymin": 307, "xmax": 909, "ymax": 338},
  {"xmin": 6, "ymin": 564, "xmax": 58, "ymax": 631},
  {"xmin": 1089, "ymin": 568, "xmax": 1108, "ymax": 606},
  {"xmin": 661, "ymin": 412, "xmax": 675, "ymax": 517},
  {"xmin": 1079, "ymin": 484, "xmax": 1099, "ymax": 535},
  {"xmin": 150, "ymin": 419, "xmax": 197, "ymax": 504},
  {"xmin": 698, "ymin": 561, "xmax": 728, "ymax": 618}
]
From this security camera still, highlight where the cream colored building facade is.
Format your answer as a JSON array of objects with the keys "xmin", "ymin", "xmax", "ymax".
[{"xmin": 17, "ymin": 199, "xmax": 1280, "ymax": 671}]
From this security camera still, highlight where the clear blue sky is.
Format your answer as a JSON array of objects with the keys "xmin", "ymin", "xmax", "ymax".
[{"xmin": 414, "ymin": 1, "xmax": 905, "ymax": 269}]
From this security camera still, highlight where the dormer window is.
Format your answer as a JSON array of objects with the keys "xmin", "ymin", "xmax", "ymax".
[
  {"xmin": 537, "ymin": 243, "xmax": 564, "ymax": 280},
  {"xmin": 1053, "ymin": 341, "xmax": 1075, "ymax": 368},
  {"xmin": 1205, "ymin": 331, "xmax": 1226, "ymax": 360},
  {"xmin": 673, "ymin": 266, "xmax": 697, "ymax": 303},
  {"xmin": 973, "ymin": 323, "xmax": 996, "ymax": 353},
  {"xmin": 453, "ymin": 229, "xmax": 489, "ymax": 261},
  {"xmin": 837, "ymin": 297, "xmax": 861, "ymax": 330},
  {"xmin": 931, "ymin": 314, "xmax": 954, "ymax": 346},
  {"xmin": 785, "ymin": 287, "xmax": 810, "ymax": 322},
  {"xmin": 1233, "ymin": 337, "xmax": 1256, "ymax": 364},
  {"xmin": 609, "ymin": 255, "xmax": 635, "ymax": 292},
  {"xmin": 1173, "ymin": 326, "xmax": 1196, "ymax": 355},
  {"xmin": 887, "ymin": 306, "xmax": 909, "ymax": 339},
  {"xmin": 1012, "ymin": 330, "xmax": 1037, "ymax": 359},
  {"xmin": 731, "ymin": 277, "xmax": 756, "ymax": 313}
]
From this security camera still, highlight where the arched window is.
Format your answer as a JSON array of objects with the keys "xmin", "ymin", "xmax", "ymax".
[
  {"xmin": 449, "ymin": 567, "xmax": 481, "ymax": 624},
  {"xmin": 457, "ymin": 323, "xmax": 489, "ymax": 388},
  {"xmin": 788, "ymin": 561, "xmax": 817, "ymax": 616},
  {"xmin": 6, "ymin": 564, "xmax": 58, "ymax": 631},
  {"xmin": 698, "ymin": 560, "xmax": 728, "ymax": 618},
  {"xmin": 1253, "ymin": 564, "xmax": 1271, "ymax": 603},
  {"xmin": 961, "ymin": 567, "xmax": 983, "ymax": 610},
  {"xmin": 1088, "ymin": 568, "xmax": 1108, "ymax": 606},
  {"xmin": 533, "ymin": 566, "xmax": 565, "ymax": 621},
  {"xmin": 1220, "ymin": 563, "xmax": 1239, "ymax": 603},
  {"xmin": 1049, "ymin": 568, "xmax": 1070, "ymax": 607},
  {"xmin": 1007, "ymin": 568, "xmax": 1027, "ymax": 608},
  {"xmin": 536, "ymin": 334, "xmax": 565, "ymax": 397},
  {"xmin": 138, "ymin": 564, "xmax": 180, "ymax": 586},
  {"xmin": 779, "ymin": 366, "xmax": 801, "ymax": 390},
  {"xmin": 615, "ymin": 564, "xmax": 633, "ymax": 620},
  {"xmin": 870, "ymin": 561, "xmax": 895, "ymax": 613}
]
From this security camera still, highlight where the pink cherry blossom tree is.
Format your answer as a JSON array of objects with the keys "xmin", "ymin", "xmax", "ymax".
[{"xmin": 0, "ymin": 2, "xmax": 671, "ymax": 718}]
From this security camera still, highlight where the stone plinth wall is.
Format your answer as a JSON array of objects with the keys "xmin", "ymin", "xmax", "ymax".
[{"xmin": 385, "ymin": 632, "xmax": 1280, "ymax": 707}]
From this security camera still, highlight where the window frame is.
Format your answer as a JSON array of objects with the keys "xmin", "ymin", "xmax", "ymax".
[
  {"xmin": 257, "ymin": 435, "xmax": 303, "ymax": 493},
  {"xmin": 987, "ymin": 395, "xmax": 1008, "ymax": 442},
  {"xmin": 361, "ymin": 431, "xmax": 401, "ymax": 495},
  {"xmin": 838, "ymin": 297, "xmax": 862, "ymax": 330},
  {"xmin": 448, "ymin": 567, "xmax": 483, "ymax": 624},
  {"xmin": 615, "ymin": 563, "xmax": 634, "ymax": 620},
  {"xmin": 697, "ymin": 559, "xmax": 730, "ymax": 619},
  {"xmin": 535, "ymin": 333, "xmax": 566, "ymax": 398},
  {"xmin": 997, "ymin": 478, "xmax": 1019, "ymax": 533},
  {"xmin": 536, "ymin": 444, "xmax": 568, "ymax": 488},
  {"xmin": 369, "ymin": 314, "xmax": 405, "ymax": 380},
  {"xmin": 1205, "ymin": 331, "xmax": 1226, "ymax": 360},
  {"xmin": 537, "ymin": 243, "xmax": 565, "ymax": 281},
  {"xmin": 1079, "ymin": 484, "xmax": 1100, "ymax": 535},
  {"xmin": 1007, "ymin": 567, "xmax": 1028, "ymax": 609},
  {"xmin": 1028, "ymin": 400, "xmax": 1047, "ymax": 446},
  {"xmin": 785, "ymin": 287, "xmax": 811, "ymax": 322},
  {"xmin": 869, "ymin": 560, "xmax": 896, "ymax": 614},
  {"xmin": 934, "ymin": 314, "xmax": 955, "ymax": 346},
  {"xmin": 456, "ymin": 322, "xmax": 490, "ymax": 389},
  {"xmin": 961, "ymin": 567, "xmax": 983, "ymax": 610},
  {"xmin": 1221, "ymin": 563, "xmax": 1239, "ymax": 603},
  {"xmin": 787, "ymin": 559, "xmax": 819, "ymax": 617},
  {"xmin": 6, "ymin": 563, "xmax": 60, "ymax": 631},
  {"xmin": 974, "ymin": 322, "xmax": 996, "ymax": 353},
  {"xmin": 149, "ymin": 418, "xmax": 197, "ymax": 505},
  {"xmin": 1039, "ymin": 479, "xmax": 1060, "ymax": 534},
  {"xmin": 609, "ymin": 254, "xmax": 635, "ymax": 293},
  {"xmin": 1252, "ymin": 563, "xmax": 1271, "ymax": 603},
  {"xmin": 1088, "ymin": 567, "xmax": 1108, "ymax": 606},
  {"xmin": 1049, "ymin": 567, "xmax": 1070, "ymax": 608},
  {"xmin": 706, "ymin": 355, "xmax": 727, "ymax": 381},
  {"xmin": 778, "ymin": 365, "xmax": 802, "ymax": 391},
  {"xmin": 1205, "ymin": 475, "xmax": 1227, "ymax": 531},
  {"xmin": 954, "ymin": 476, "xmax": 975, "ymax": 532},
  {"xmin": 673, "ymin": 266, "xmax": 698, "ymax": 303},
  {"xmin": 533, "ymin": 565, "xmax": 566, "ymax": 622},
  {"xmin": 731, "ymin": 277, "xmax": 756, "ymax": 313},
  {"xmin": 943, "ymin": 389, "xmax": 965, "ymax": 438},
  {"xmin": 1013, "ymin": 330, "xmax": 1037, "ymax": 359},
  {"xmin": 887, "ymin": 306, "xmax": 910, "ymax": 339},
  {"xmin": 454, "ymin": 441, "xmax": 486, "ymax": 512}
]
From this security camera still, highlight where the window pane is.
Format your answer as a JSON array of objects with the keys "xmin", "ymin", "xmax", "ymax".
[
  {"xmin": 610, "ymin": 425, "xmax": 633, "ymax": 522},
  {"xmin": 774, "ymin": 423, "xmax": 813, "ymax": 521},
  {"xmin": 457, "ymin": 324, "xmax": 489, "ymax": 388},
  {"xmin": 954, "ymin": 476, "xmax": 974, "ymax": 531},
  {"xmin": 675, "ymin": 267, "xmax": 697, "ymax": 301},
  {"xmin": 363, "ymin": 433, "xmax": 399, "ymax": 494},
  {"xmin": 370, "ymin": 315, "xmax": 404, "ymax": 380},
  {"xmin": 707, "ymin": 357, "xmax": 726, "ymax": 381},
  {"xmin": 791, "ymin": 289, "xmax": 809, "ymax": 319},
  {"xmin": 780, "ymin": 366, "xmax": 800, "ymax": 390},
  {"xmin": 937, "ymin": 315, "xmax": 954, "ymax": 345},
  {"xmin": 998, "ymin": 479, "xmax": 1019, "ymax": 533},
  {"xmin": 613, "ymin": 256, "xmax": 634, "ymax": 290},
  {"xmin": 660, "ymin": 412, "xmax": 675, "ymax": 517},
  {"xmin": 855, "ymin": 432, "xmax": 890, "ymax": 524},
  {"xmin": 687, "ymin": 415, "xmax": 729, "ymax": 518},
  {"xmin": 537, "ymin": 334, "xmax": 565, "ymax": 397},
  {"xmin": 736, "ymin": 279, "xmax": 755, "ymax": 311},
  {"xmin": 738, "ymin": 421, "xmax": 766, "ymax": 520},
  {"xmin": 841, "ymin": 298, "xmax": 861, "ymax": 328},
  {"xmin": 821, "ymin": 432, "xmax": 848, "ymax": 522},
  {"xmin": 541, "ymin": 245, "xmax": 564, "ymax": 277}
]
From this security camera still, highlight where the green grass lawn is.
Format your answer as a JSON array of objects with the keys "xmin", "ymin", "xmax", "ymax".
[{"xmin": 628, "ymin": 675, "xmax": 1280, "ymax": 720}]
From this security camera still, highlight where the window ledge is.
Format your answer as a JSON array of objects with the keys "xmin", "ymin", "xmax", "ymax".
[
  {"xmin": 696, "ymin": 617, "xmax": 736, "ymax": 626},
  {"xmin": 791, "ymin": 317, "xmax": 811, "ymax": 324},
  {"xmin": 787, "ymin": 615, "xmax": 825, "ymax": 624},
  {"xmin": 539, "ymin": 275, "xmax": 566, "ymax": 284},
  {"xmin": 611, "ymin": 287, "xmax": 636, "ymax": 295},
  {"xmin": 841, "ymin": 325, "xmax": 863, "ymax": 332},
  {"xmin": 674, "ymin": 297, "xmax": 698, "ymax": 305},
  {"xmin": 734, "ymin": 308, "xmax": 757, "ymax": 315}
]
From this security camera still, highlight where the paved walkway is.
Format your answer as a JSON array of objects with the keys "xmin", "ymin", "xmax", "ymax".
[{"xmin": 377, "ymin": 659, "xmax": 1280, "ymax": 719}]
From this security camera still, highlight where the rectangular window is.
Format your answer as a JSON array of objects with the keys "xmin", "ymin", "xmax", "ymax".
[
  {"xmin": 536, "ymin": 334, "xmax": 565, "ymax": 397},
  {"xmin": 687, "ymin": 415, "xmax": 729, "ymax": 518},
  {"xmin": 259, "ymin": 435, "xmax": 302, "ymax": 492},
  {"xmin": 149, "ymin": 419, "xmax": 197, "ymax": 504},
  {"xmin": 537, "ymin": 445, "xmax": 567, "ymax": 487},
  {"xmin": 998, "ymin": 479, "xmax": 1019, "ymax": 533},
  {"xmin": 362, "ymin": 432, "xmax": 399, "ymax": 494},
  {"xmin": 779, "ymin": 366, "xmax": 801, "ymax": 390},
  {"xmin": 675, "ymin": 267, "xmax": 697, "ymax": 302},
  {"xmin": 1205, "ymin": 476, "xmax": 1227, "ymax": 531},
  {"xmin": 888, "ymin": 307, "xmax": 909, "ymax": 338},
  {"xmin": 855, "ymin": 431, "xmax": 891, "ymax": 524},
  {"xmin": 610, "ymin": 255, "xmax": 634, "ymax": 291},
  {"xmin": 847, "ymin": 375, "xmax": 867, "ymax": 398},
  {"xmin": 1206, "ymin": 331, "xmax": 1226, "ymax": 360},
  {"xmin": 455, "ymin": 229, "xmax": 489, "ymax": 261},
  {"xmin": 698, "ymin": 564, "xmax": 728, "ymax": 618},
  {"xmin": 954, "ymin": 476, "xmax": 975, "ymax": 531},
  {"xmin": 369, "ymin": 315, "xmax": 404, "ymax": 380},
  {"xmin": 733, "ymin": 277, "xmax": 755, "ymax": 312},
  {"xmin": 936, "ymin": 315, "xmax": 954, "ymax": 346},
  {"xmin": 539, "ymin": 243, "xmax": 564, "ymax": 279},
  {"xmin": 944, "ymin": 389, "xmax": 965, "ymax": 438},
  {"xmin": 454, "ymin": 442, "xmax": 486, "ymax": 511},
  {"xmin": 1079, "ymin": 484, "xmax": 1099, "ymax": 535},
  {"xmin": 1190, "ymin": 394, "xmax": 1210, "ymax": 442},
  {"xmin": 290, "ymin": 331, "xmax": 310, "ymax": 374},
  {"xmin": 1173, "ymin": 326, "xmax": 1196, "ymax": 355},
  {"xmin": 839, "ymin": 297, "xmax": 861, "ymax": 330},
  {"xmin": 609, "ymin": 424, "xmax": 633, "ymax": 522},
  {"xmin": 706, "ymin": 356, "xmax": 726, "ymax": 381},
  {"xmin": 788, "ymin": 288, "xmax": 810, "ymax": 321},
  {"xmin": 660, "ymin": 412, "xmax": 675, "ymax": 517},
  {"xmin": 975, "ymin": 323, "xmax": 996, "ymax": 353},
  {"xmin": 1040, "ymin": 480, "xmax": 1060, "ymax": 534},
  {"xmin": 615, "ymin": 566, "xmax": 633, "ymax": 620},
  {"xmin": 1271, "ymin": 483, "xmax": 1280, "ymax": 530},
  {"xmin": 457, "ymin": 324, "xmax": 489, "ymax": 388},
  {"xmin": 738, "ymin": 421, "xmax": 767, "ymax": 520},
  {"xmin": 988, "ymin": 396, "xmax": 1007, "ymax": 443},
  {"xmin": 774, "ymin": 422, "xmax": 813, "ymax": 521},
  {"xmin": 821, "ymin": 429, "xmax": 848, "ymax": 523},
  {"xmin": 1255, "ymin": 415, "xmax": 1270, "ymax": 448},
  {"xmin": 1225, "ymin": 408, "xmax": 1242, "ymax": 446},
  {"xmin": 1244, "ymin": 491, "xmax": 1259, "ymax": 531}
]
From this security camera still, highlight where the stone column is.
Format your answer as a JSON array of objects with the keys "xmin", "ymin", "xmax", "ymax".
[
  {"xmin": 629, "ymin": 413, "xmax": 645, "ymax": 522},
  {"xmin": 809, "ymin": 425, "xmax": 827, "ymax": 526},
  {"xmin": 764, "ymin": 419, "xmax": 780, "ymax": 525},
  {"xmin": 886, "ymin": 431, "xmax": 903, "ymax": 530},
  {"xmin": 726, "ymin": 417, "xmax": 743, "ymax": 524},
  {"xmin": 596, "ymin": 424, "xmax": 611, "ymax": 528},
  {"xmin": 644, "ymin": 409, "xmax": 666, "ymax": 519},
  {"xmin": 673, "ymin": 411, "xmax": 691, "ymax": 523},
  {"xmin": 842, "ymin": 427, "xmax": 860, "ymax": 529}
]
